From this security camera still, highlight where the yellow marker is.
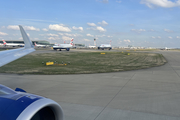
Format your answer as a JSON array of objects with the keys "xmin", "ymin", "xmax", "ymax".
[
  {"xmin": 122, "ymin": 51, "xmax": 123, "ymax": 53},
  {"xmin": 101, "ymin": 53, "xmax": 106, "ymax": 54},
  {"xmin": 127, "ymin": 53, "xmax": 130, "ymax": 55},
  {"xmin": 46, "ymin": 62, "xmax": 54, "ymax": 66}
]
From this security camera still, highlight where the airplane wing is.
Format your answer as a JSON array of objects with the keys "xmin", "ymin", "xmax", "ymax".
[
  {"xmin": 0, "ymin": 25, "xmax": 35, "ymax": 67},
  {"xmin": 0, "ymin": 25, "xmax": 64, "ymax": 120}
]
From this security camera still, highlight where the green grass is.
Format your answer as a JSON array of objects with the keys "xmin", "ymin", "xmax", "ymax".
[{"xmin": 0, "ymin": 52, "xmax": 167, "ymax": 74}]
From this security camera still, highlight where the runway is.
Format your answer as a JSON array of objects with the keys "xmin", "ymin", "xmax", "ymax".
[{"xmin": 1, "ymin": 50, "xmax": 180, "ymax": 120}]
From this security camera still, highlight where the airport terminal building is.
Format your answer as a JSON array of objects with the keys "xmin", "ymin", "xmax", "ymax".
[{"xmin": 0, "ymin": 40, "xmax": 51, "ymax": 46}]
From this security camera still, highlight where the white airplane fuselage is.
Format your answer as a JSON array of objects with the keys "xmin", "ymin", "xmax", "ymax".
[
  {"xmin": 98, "ymin": 44, "xmax": 112, "ymax": 50},
  {"xmin": 3, "ymin": 42, "xmax": 24, "ymax": 47},
  {"xmin": 89, "ymin": 46, "xmax": 96, "ymax": 48},
  {"xmin": 53, "ymin": 44, "xmax": 73, "ymax": 51}
]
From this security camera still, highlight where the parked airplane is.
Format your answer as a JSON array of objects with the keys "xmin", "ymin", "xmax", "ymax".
[
  {"xmin": 0, "ymin": 25, "xmax": 64, "ymax": 120},
  {"xmin": 88, "ymin": 44, "xmax": 96, "ymax": 48},
  {"xmin": 160, "ymin": 47, "xmax": 172, "ymax": 50},
  {"xmin": 53, "ymin": 38, "xmax": 74, "ymax": 51},
  {"xmin": 34, "ymin": 42, "xmax": 47, "ymax": 47},
  {"xmin": 98, "ymin": 41, "xmax": 112, "ymax": 50},
  {"xmin": 0, "ymin": 42, "xmax": 4, "ymax": 46},
  {"xmin": 2, "ymin": 40, "xmax": 24, "ymax": 47}
]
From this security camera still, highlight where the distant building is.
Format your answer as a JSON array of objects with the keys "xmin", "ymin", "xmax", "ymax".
[
  {"xmin": 74, "ymin": 44, "xmax": 85, "ymax": 48},
  {"xmin": 0, "ymin": 40, "xmax": 50, "ymax": 46}
]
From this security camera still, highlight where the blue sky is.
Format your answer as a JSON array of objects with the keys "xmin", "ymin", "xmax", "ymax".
[{"xmin": 0, "ymin": 0, "xmax": 180, "ymax": 47}]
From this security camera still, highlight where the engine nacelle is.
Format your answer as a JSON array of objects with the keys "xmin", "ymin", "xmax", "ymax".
[{"xmin": 0, "ymin": 84, "xmax": 63, "ymax": 120}]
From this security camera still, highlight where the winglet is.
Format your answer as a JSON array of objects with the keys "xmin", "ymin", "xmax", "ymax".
[
  {"xmin": 19, "ymin": 25, "xmax": 34, "ymax": 48},
  {"xmin": 0, "ymin": 25, "xmax": 35, "ymax": 67}
]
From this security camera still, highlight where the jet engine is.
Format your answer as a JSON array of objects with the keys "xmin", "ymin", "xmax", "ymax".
[{"xmin": 0, "ymin": 84, "xmax": 63, "ymax": 120}]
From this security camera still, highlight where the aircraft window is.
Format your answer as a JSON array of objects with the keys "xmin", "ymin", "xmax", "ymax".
[{"xmin": 31, "ymin": 107, "xmax": 55, "ymax": 120}]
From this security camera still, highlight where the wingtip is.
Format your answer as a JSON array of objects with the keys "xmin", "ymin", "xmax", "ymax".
[{"xmin": 19, "ymin": 25, "xmax": 34, "ymax": 49}]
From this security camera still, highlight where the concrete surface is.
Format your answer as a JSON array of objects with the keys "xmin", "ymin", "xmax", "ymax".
[{"xmin": 1, "ymin": 50, "xmax": 180, "ymax": 120}]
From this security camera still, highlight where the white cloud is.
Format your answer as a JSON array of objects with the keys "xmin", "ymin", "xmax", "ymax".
[
  {"xmin": 87, "ymin": 34, "xmax": 94, "ymax": 37},
  {"xmin": 140, "ymin": 0, "xmax": 180, "ymax": 8},
  {"xmin": 98, "ymin": 20, "xmax": 108, "ymax": 26},
  {"xmin": 42, "ymin": 28, "xmax": 48, "ymax": 31},
  {"xmin": 27, "ymin": 33, "xmax": 30, "ymax": 37},
  {"xmin": 151, "ymin": 36, "xmax": 156, "ymax": 39},
  {"xmin": 47, "ymin": 33, "xmax": 59, "ymax": 37},
  {"xmin": 131, "ymin": 29, "xmax": 146, "ymax": 33},
  {"xmin": 107, "ymin": 36, "xmax": 113, "ymax": 38},
  {"xmin": 164, "ymin": 29, "xmax": 174, "ymax": 33},
  {"xmin": 49, "ymin": 24, "xmax": 71, "ymax": 32},
  {"xmin": 96, "ymin": 35, "xmax": 106, "ymax": 38},
  {"xmin": 59, "ymin": 33, "xmax": 82, "ymax": 37},
  {"xmin": 157, "ymin": 36, "xmax": 161, "ymax": 39},
  {"xmin": 168, "ymin": 36, "xmax": 173, "ymax": 39},
  {"xmin": 118, "ymin": 40, "xmax": 122, "ymax": 44},
  {"xmin": 58, "ymin": 33, "xmax": 64, "ymax": 36},
  {"xmin": 177, "ymin": 36, "xmax": 180, "ymax": 39},
  {"xmin": 124, "ymin": 39, "xmax": 131, "ymax": 43},
  {"xmin": 149, "ymin": 29, "xmax": 155, "ymax": 32},
  {"xmin": 87, "ymin": 23, "xmax": 96, "ymax": 27},
  {"xmin": 7, "ymin": 25, "xmax": 40, "ymax": 31},
  {"xmin": 0, "ymin": 32, "xmax": 8, "ymax": 36},
  {"xmin": 116, "ymin": 0, "xmax": 122, "ymax": 3},
  {"xmin": 96, "ymin": 26, "xmax": 106, "ymax": 32},
  {"xmin": 48, "ymin": 37, "xmax": 59, "ymax": 40},
  {"xmin": 129, "ymin": 24, "xmax": 134, "ymax": 26},
  {"xmin": 62, "ymin": 36, "xmax": 72, "ymax": 41},
  {"xmin": 87, "ymin": 26, "xmax": 106, "ymax": 32},
  {"xmin": 7, "ymin": 25, "xmax": 19, "ymax": 30},
  {"xmin": 84, "ymin": 39, "xmax": 91, "ymax": 41},
  {"xmin": 72, "ymin": 26, "xmax": 83, "ymax": 31},
  {"xmin": 24, "ymin": 26, "xmax": 40, "ymax": 31}
]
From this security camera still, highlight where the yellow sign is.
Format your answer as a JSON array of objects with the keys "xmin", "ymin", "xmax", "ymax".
[
  {"xmin": 46, "ymin": 62, "xmax": 54, "ymax": 66},
  {"xmin": 101, "ymin": 53, "xmax": 106, "ymax": 54},
  {"xmin": 127, "ymin": 53, "xmax": 130, "ymax": 55}
]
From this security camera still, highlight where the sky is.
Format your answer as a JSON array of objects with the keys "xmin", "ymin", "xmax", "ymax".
[{"xmin": 0, "ymin": 0, "xmax": 180, "ymax": 48}]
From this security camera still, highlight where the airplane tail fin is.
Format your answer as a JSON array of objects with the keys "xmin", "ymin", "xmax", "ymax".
[
  {"xmin": 2, "ymin": 40, "xmax": 6, "ymax": 45},
  {"xmin": 70, "ymin": 38, "xmax": 73, "ymax": 45},
  {"xmin": 34, "ymin": 42, "xmax": 37, "ymax": 46},
  {"xmin": 19, "ymin": 25, "xmax": 34, "ymax": 48}
]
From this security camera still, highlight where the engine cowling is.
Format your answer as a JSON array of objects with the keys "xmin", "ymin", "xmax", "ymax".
[{"xmin": 0, "ymin": 84, "xmax": 63, "ymax": 120}]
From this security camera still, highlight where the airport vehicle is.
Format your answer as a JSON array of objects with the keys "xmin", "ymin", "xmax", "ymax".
[
  {"xmin": 98, "ymin": 44, "xmax": 112, "ymax": 50},
  {"xmin": 34, "ymin": 42, "xmax": 47, "ymax": 47},
  {"xmin": 2, "ymin": 39, "xmax": 24, "ymax": 47},
  {"xmin": 0, "ymin": 25, "xmax": 64, "ymax": 120},
  {"xmin": 53, "ymin": 38, "xmax": 73, "ymax": 51}
]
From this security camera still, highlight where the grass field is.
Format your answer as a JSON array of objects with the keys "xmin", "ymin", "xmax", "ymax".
[{"xmin": 0, "ymin": 51, "xmax": 167, "ymax": 74}]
